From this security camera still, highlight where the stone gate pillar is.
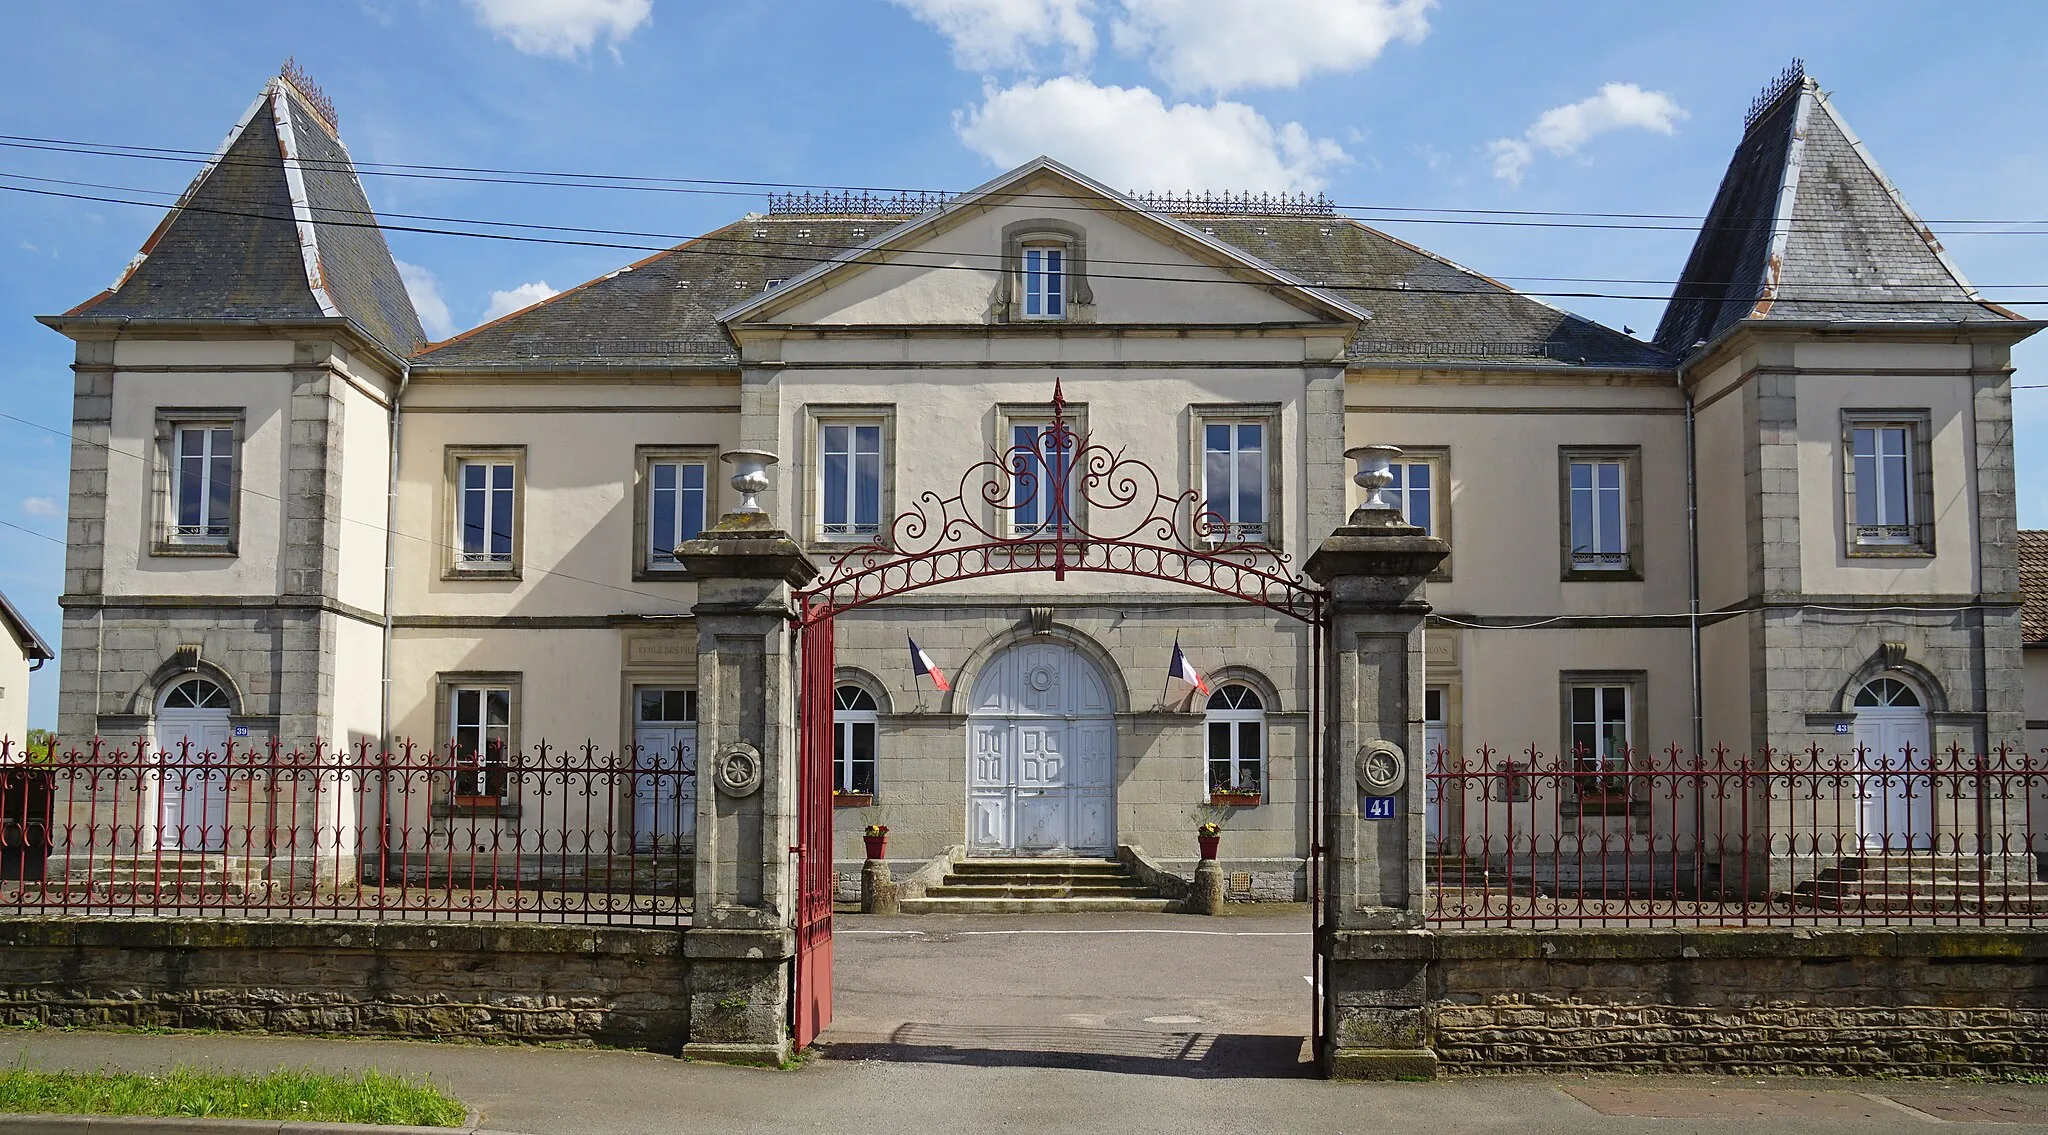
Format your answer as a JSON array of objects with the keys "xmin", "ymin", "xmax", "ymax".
[
  {"xmin": 674, "ymin": 471, "xmax": 818, "ymax": 1065},
  {"xmin": 1304, "ymin": 446, "xmax": 1449, "ymax": 1080}
]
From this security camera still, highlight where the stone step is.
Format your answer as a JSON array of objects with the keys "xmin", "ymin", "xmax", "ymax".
[
  {"xmin": 897, "ymin": 895, "xmax": 1178, "ymax": 915},
  {"xmin": 949, "ymin": 858, "xmax": 1129, "ymax": 876},
  {"xmin": 925, "ymin": 882, "xmax": 1158, "ymax": 899}
]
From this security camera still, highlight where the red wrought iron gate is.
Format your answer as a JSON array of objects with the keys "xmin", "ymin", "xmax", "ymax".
[
  {"xmin": 787, "ymin": 379, "xmax": 1327, "ymax": 1057},
  {"xmin": 793, "ymin": 606, "xmax": 836, "ymax": 1050}
]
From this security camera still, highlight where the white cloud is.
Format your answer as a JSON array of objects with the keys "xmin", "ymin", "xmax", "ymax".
[
  {"xmin": 1488, "ymin": 82, "xmax": 1687, "ymax": 185},
  {"xmin": 891, "ymin": 0, "xmax": 1097, "ymax": 70},
  {"xmin": 21, "ymin": 497, "xmax": 59, "ymax": 518},
  {"xmin": 465, "ymin": 0, "xmax": 652, "ymax": 59},
  {"xmin": 395, "ymin": 260, "xmax": 458, "ymax": 341},
  {"xmin": 957, "ymin": 78, "xmax": 1347, "ymax": 193},
  {"xmin": 1111, "ymin": 0, "xmax": 1431, "ymax": 94},
  {"xmin": 483, "ymin": 281, "xmax": 560, "ymax": 322}
]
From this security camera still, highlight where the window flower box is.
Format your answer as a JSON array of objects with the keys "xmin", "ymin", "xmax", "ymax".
[
  {"xmin": 1208, "ymin": 790, "xmax": 1262, "ymax": 807},
  {"xmin": 832, "ymin": 791, "xmax": 875, "ymax": 808}
]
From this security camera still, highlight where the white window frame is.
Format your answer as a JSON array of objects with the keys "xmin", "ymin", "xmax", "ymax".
[
  {"xmin": 1385, "ymin": 458, "xmax": 1437, "ymax": 539},
  {"xmin": 1204, "ymin": 685, "xmax": 1266, "ymax": 798},
  {"xmin": 1007, "ymin": 419, "xmax": 1075, "ymax": 538},
  {"xmin": 1021, "ymin": 243, "xmax": 1066, "ymax": 320},
  {"xmin": 1201, "ymin": 420, "xmax": 1268, "ymax": 545},
  {"xmin": 457, "ymin": 460, "xmax": 516, "ymax": 568},
  {"xmin": 646, "ymin": 457, "xmax": 710, "ymax": 569},
  {"xmin": 818, "ymin": 419, "xmax": 885, "ymax": 542},
  {"xmin": 1568, "ymin": 458, "xmax": 1628, "ymax": 571},
  {"xmin": 168, "ymin": 423, "xmax": 236, "ymax": 546},
  {"xmin": 833, "ymin": 685, "xmax": 878, "ymax": 797},
  {"xmin": 1568, "ymin": 684, "xmax": 1631, "ymax": 771},
  {"xmin": 1851, "ymin": 421, "xmax": 1917, "ymax": 547},
  {"xmin": 444, "ymin": 447, "xmax": 524, "ymax": 578},
  {"xmin": 449, "ymin": 684, "xmax": 513, "ymax": 801}
]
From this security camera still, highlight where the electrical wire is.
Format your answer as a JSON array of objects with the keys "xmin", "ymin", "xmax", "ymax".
[{"xmin": 7, "ymin": 179, "xmax": 2041, "ymax": 311}]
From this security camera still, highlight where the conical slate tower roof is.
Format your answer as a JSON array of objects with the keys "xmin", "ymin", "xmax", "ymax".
[
  {"xmin": 1656, "ymin": 65, "xmax": 2021, "ymax": 355},
  {"xmin": 65, "ymin": 72, "xmax": 425, "ymax": 358}
]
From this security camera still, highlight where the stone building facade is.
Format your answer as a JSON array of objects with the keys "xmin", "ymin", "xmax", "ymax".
[{"xmin": 36, "ymin": 67, "xmax": 2040, "ymax": 894}]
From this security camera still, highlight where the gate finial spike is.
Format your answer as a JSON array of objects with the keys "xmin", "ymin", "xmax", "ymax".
[{"xmin": 1051, "ymin": 377, "xmax": 1066, "ymax": 431}]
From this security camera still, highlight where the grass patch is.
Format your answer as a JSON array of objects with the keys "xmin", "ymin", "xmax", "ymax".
[{"xmin": 0, "ymin": 1061, "xmax": 467, "ymax": 1127}]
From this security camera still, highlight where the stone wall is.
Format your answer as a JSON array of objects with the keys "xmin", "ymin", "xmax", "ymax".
[
  {"xmin": 0, "ymin": 918, "xmax": 688, "ymax": 1051},
  {"xmin": 1425, "ymin": 928, "xmax": 2048, "ymax": 1076}
]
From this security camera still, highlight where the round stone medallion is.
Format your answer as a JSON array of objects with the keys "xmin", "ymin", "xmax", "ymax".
[{"xmin": 716, "ymin": 742, "xmax": 764, "ymax": 797}]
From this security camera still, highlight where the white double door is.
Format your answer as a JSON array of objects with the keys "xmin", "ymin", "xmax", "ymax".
[
  {"xmin": 633, "ymin": 724, "xmax": 696, "ymax": 851},
  {"xmin": 967, "ymin": 641, "xmax": 1117, "ymax": 856},
  {"xmin": 1851, "ymin": 708, "xmax": 1933, "ymax": 851},
  {"xmin": 156, "ymin": 709, "xmax": 230, "ymax": 852}
]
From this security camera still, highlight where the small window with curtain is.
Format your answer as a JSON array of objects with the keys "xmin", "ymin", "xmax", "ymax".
[
  {"xmin": 1205, "ymin": 685, "xmax": 1265, "ymax": 802},
  {"xmin": 1202, "ymin": 422, "xmax": 1266, "ymax": 544},
  {"xmin": 1021, "ymin": 243, "xmax": 1065, "ymax": 319},
  {"xmin": 449, "ymin": 684, "xmax": 512, "ymax": 801},
  {"xmin": 833, "ymin": 685, "xmax": 878, "ymax": 799},
  {"xmin": 819, "ymin": 420, "xmax": 884, "ymax": 540}
]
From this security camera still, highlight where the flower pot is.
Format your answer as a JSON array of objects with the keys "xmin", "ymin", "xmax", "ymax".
[
  {"xmin": 1197, "ymin": 832, "xmax": 1221, "ymax": 861},
  {"xmin": 863, "ymin": 834, "xmax": 887, "ymax": 860}
]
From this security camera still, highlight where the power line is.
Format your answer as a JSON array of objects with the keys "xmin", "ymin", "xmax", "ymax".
[
  {"xmin": 7, "ymin": 180, "xmax": 2039, "ymax": 313},
  {"xmin": 0, "ymin": 410, "xmax": 701, "ymax": 609},
  {"xmin": 0, "ymin": 518, "xmax": 64, "ymax": 547},
  {"xmin": 7, "ymin": 132, "xmax": 2047, "ymax": 236},
  {"xmin": 13, "ymin": 167, "xmax": 2048, "ymax": 299}
]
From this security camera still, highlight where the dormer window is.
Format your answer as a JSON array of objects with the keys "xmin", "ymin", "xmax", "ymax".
[{"xmin": 1022, "ymin": 243, "xmax": 1065, "ymax": 319}]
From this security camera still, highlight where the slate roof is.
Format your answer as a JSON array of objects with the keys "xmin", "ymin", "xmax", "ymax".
[
  {"xmin": 2021, "ymin": 531, "xmax": 2048, "ymax": 647},
  {"xmin": 0, "ymin": 590, "xmax": 52, "ymax": 663},
  {"xmin": 65, "ymin": 79, "xmax": 424, "ymax": 359},
  {"xmin": 414, "ymin": 212, "xmax": 1664, "ymax": 371},
  {"xmin": 1657, "ymin": 72, "xmax": 2019, "ymax": 355}
]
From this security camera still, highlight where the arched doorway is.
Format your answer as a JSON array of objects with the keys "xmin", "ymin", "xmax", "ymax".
[
  {"xmin": 1851, "ymin": 677, "xmax": 1932, "ymax": 851},
  {"xmin": 965, "ymin": 640, "xmax": 1117, "ymax": 856},
  {"xmin": 154, "ymin": 677, "xmax": 231, "ymax": 852}
]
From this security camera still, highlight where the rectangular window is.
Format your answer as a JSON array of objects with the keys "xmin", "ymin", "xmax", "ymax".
[
  {"xmin": 834, "ymin": 717, "xmax": 877, "ymax": 795},
  {"xmin": 1202, "ymin": 422, "xmax": 1267, "ymax": 543},
  {"xmin": 169, "ymin": 425, "xmax": 235, "ymax": 544},
  {"xmin": 450, "ymin": 685, "xmax": 512, "ymax": 800},
  {"xmin": 1566, "ymin": 680, "xmax": 1637, "ymax": 815},
  {"xmin": 1011, "ymin": 421, "xmax": 1074, "ymax": 536},
  {"xmin": 1205, "ymin": 719, "xmax": 1264, "ymax": 794},
  {"xmin": 457, "ymin": 460, "xmax": 516, "ymax": 567},
  {"xmin": 1386, "ymin": 459, "xmax": 1435, "ymax": 538},
  {"xmin": 647, "ymin": 459, "xmax": 708, "ymax": 567},
  {"xmin": 1023, "ymin": 245, "xmax": 1064, "ymax": 319},
  {"xmin": 1568, "ymin": 459, "xmax": 1627, "ymax": 571},
  {"xmin": 1852, "ymin": 424, "xmax": 1915, "ymax": 546},
  {"xmin": 820, "ymin": 421, "xmax": 883, "ymax": 539}
]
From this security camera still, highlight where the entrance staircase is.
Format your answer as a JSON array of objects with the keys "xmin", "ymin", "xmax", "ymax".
[
  {"xmin": 897, "ymin": 857, "xmax": 1173, "ymax": 914},
  {"xmin": 1788, "ymin": 853, "xmax": 2048, "ymax": 914}
]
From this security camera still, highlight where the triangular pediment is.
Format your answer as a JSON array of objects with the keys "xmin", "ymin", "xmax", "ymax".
[{"xmin": 720, "ymin": 159, "xmax": 1366, "ymax": 331}]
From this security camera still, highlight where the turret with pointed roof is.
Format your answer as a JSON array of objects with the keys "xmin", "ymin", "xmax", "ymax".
[
  {"xmin": 57, "ymin": 67, "xmax": 425, "ymax": 359},
  {"xmin": 1657, "ymin": 62, "xmax": 2023, "ymax": 357}
]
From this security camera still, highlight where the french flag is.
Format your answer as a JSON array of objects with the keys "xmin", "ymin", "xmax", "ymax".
[
  {"xmin": 1169, "ymin": 640, "xmax": 1210, "ymax": 695},
  {"xmin": 908, "ymin": 636, "xmax": 952, "ymax": 692}
]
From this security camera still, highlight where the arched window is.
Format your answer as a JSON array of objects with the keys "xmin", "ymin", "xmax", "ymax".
[
  {"xmin": 161, "ymin": 679, "xmax": 230, "ymax": 710},
  {"xmin": 834, "ymin": 685, "xmax": 878, "ymax": 797},
  {"xmin": 1854, "ymin": 678, "xmax": 1920, "ymax": 708},
  {"xmin": 1205, "ymin": 685, "xmax": 1264, "ymax": 797}
]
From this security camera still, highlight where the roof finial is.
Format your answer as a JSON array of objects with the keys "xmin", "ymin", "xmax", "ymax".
[
  {"xmin": 279, "ymin": 56, "xmax": 340, "ymax": 133},
  {"xmin": 1743, "ymin": 58, "xmax": 1806, "ymax": 132}
]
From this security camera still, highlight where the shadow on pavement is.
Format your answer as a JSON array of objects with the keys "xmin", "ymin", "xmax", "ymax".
[{"xmin": 820, "ymin": 1023, "xmax": 1314, "ymax": 1079}]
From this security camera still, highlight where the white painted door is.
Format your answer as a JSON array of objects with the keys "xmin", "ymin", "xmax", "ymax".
[
  {"xmin": 1853, "ymin": 708, "xmax": 1932, "ymax": 851},
  {"xmin": 633, "ymin": 723, "xmax": 696, "ymax": 851},
  {"xmin": 156, "ymin": 708, "xmax": 230, "ymax": 852},
  {"xmin": 967, "ymin": 641, "xmax": 1116, "ymax": 856}
]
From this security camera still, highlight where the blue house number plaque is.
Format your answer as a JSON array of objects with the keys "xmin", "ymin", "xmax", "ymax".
[{"xmin": 1362, "ymin": 796, "xmax": 1398, "ymax": 820}]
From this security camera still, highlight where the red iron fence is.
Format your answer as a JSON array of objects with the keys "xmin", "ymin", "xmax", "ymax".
[
  {"xmin": 0, "ymin": 737, "xmax": 694, "ymax": 924},
  {"xmin": 1425, "ymin": 743, "xmax": 2048, "ymax": 927}
]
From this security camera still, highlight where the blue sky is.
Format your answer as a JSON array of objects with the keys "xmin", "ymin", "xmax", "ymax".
[{"xmin": 2, "ymin": 1, "xmax": 2045, "ymax": 730}]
